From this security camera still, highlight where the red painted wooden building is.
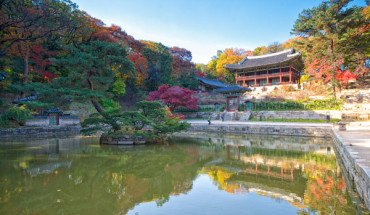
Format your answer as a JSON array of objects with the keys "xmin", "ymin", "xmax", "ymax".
[{"xmin": 225, "ymin": 49, "xmax": 304, "ymax": 87}]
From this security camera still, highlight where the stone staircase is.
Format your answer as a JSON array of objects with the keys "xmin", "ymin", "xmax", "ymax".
[
  {"xmin": 224, "ymin": 112, "xmax": 236, "ymax": 121},
  {"xmin": 239, "ymin": 111, "xmax": 251, "ymax": 121}
]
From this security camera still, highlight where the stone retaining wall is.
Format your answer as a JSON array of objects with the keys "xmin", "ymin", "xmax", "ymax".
[
  {"xmin": 188, "ymin": 123, "xmax": 332, "ymax": 137},
  {"xmin": 251, "ymin": 110, "xmax": 342, "ymax": 120},
  {"xmin": 25, "ymin": 117, "xmax": 80, "ymax": 126},
  {"xmin": 182, "ymin": 110, "xmax": 344, "ymax": 121},
  {"xmin": 332, "ymin": 131, "xmax": 370, "ymax": 210},
  {"xmin": 0, "ymin": 126, "xmax": 81, "ymax": 138},
  {"xmin": 100, "ymin": 135, "xmax": 146, "ymax": 145}
]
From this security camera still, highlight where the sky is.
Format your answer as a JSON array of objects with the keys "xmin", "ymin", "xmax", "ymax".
[{"xmin": 73, "ymin": 0, "xmax": 367, "ymax": 64}]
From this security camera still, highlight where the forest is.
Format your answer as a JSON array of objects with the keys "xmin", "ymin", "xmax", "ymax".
[{"xmin": 0, "ymin": 0, "xmax": 368, "ymax": 130}]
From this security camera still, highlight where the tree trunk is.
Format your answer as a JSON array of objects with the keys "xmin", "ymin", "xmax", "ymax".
[
  {"xmin": 332, "ymin": 84, "xmax": 337, "ymax": 104},
  {"xmin": 20, "ymin": 47, "xmax": 30, "ymax": 98},
  {"xmin": 91, "ymin": 99, "xmax": 104, "ymax": 113},
  {"xmin": 87, "ymin": 71, "xmax": 104, "ymax": 114}
]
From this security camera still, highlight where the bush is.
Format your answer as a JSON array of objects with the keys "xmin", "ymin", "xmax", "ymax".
[
  {"xmin": 280, "ymin": 85, "xmax": 295, "ymax": 92},
  {"xmin": 3, "ymin": 105, "xmax": 31, "ymax": 126}
]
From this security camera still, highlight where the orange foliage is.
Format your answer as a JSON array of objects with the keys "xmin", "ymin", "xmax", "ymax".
[
  {"xmin": 214, "ymin": 48, "xmax": 249, "ymax": 77},
  {"xmin": 127, "ymin": 52, "xmax": 148, "ymax": 86}
]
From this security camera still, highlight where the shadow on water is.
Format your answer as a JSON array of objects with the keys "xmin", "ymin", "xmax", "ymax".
[{"xmin": 0, "ymin": 133, "xmax": 367, "ymax": 215}]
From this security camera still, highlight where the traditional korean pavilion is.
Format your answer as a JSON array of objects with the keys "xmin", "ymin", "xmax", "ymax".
[
  {"xmin": 225, "ymin": 49, "xmax": 304, "ymax": 87},
  {"xmin": 214, "ymin": 85, "xmax": 251, "ymax": 111},
  {"xmin": 195, "ymin": 76, "xmax": 229, "ymax": 92}
]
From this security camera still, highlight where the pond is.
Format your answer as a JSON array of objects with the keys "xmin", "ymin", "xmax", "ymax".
[{"xmin": 0, "ymin": 133, "xmax": 367, "ymax": 215}]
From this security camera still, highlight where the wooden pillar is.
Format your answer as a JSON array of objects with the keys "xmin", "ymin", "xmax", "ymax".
[
  {"xmin": 289, "ymin": 66, "xmax": 292, "ymax": 83},
  {"xmin": 280, "ymin": 67, "xmax": 282, "ymax": 83},
  {"xmin": 266, "ymin": 68, "xmax": 269, "ymax": 84},
  {"xmin": 235, "ymin": 72, "xmax": 238, "ymax": 84},
  {"xmin": 254, "ymin": 71, "xmax": 257, "ymax": 86},
  {"xmin": 243, "ymin": 80, "xmax": 245, "ymax": 86}
]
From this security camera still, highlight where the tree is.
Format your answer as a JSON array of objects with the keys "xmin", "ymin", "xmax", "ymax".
[
  {"xmin": 141, "ymin": 41, "xmax": 173, "ymax": 90},
  {"xmin": 0, "ymin": 0, "xmax": 82, "ymax": 57},
  {"xmin": 146, "ymin": 84, "xmax": 198, "ymax": 111},
  {"xmin": 292, "ymin": 0, "xmax": 368, "ymax": 101},
  {"xmin": 253, "ymin": 42, "xmax": 284, "ymax": 56},
  {"xmin": 207, "ymin": 48, "xmax": 250, "ymax": 83},
  {"xmin": 0, "ymin": 0, "xmax": 82, "ymax": 90},
  {"xmin": 81, "ymin": 101, "xmax": 189, "ymax": 141},
  {"xmin": 169, "ymin": 47, "xmax": 194, "ymax": 79},
  {"xmin": 29, "ymin": 44, "xmax": 57, "ymax": 82},
  {"xmin": 127, "ymin": 52, "xmax": 148, "ymax": 87},
  {"xmin": 19, "ymin": 40, "xmax": 134, "ymax": 112}
]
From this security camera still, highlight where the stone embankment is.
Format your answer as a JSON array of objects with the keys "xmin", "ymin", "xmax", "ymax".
[
  {"xmin": 0, "ymin": 126, "xmax": 81, "ymax": 138},
  {"xmin": 100, "ymin": 135, "xmax": 146, "ymax": 145},
  {"xmin": 332, "ymin": 127, "xmax": 370, "ymax": 210},
  {"xmin": 187, "ymin": 121, "xmax": 333, "ymax": 137},
  {"xmin": 182, "ymin": 110, "xmax": 369, "ymax": 122}
]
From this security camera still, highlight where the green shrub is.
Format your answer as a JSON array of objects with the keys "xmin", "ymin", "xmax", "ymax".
[
  {"xmin": 3, "ymin": 105, "xmax": 31, "ymax": 126},
  {"xmin": 100, "ymin": 98, "xmax": 121, "ymax": 111}
]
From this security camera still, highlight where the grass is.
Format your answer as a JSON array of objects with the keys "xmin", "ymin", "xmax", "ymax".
[{"xmin": 248, "ymin": 118, "xmax": 341, "ymax": 123}]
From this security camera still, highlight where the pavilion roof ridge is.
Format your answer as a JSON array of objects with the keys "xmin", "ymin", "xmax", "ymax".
[{"xmin": 241, "ymin": 49, "xmax": 293, "ymax": 61}]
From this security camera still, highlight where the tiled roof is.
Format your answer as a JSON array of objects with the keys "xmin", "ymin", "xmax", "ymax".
[
  {"xmin": 13, "ymin": 95, "xmax": 37, "ymax": 104},
  {"xmin": 214, "ymin": 85, "xmax": 251, "ymax": 93},
  {"xmin": 195, "ymin": 76, "xmax": 229, "ymax": 88},
  {"xmin": 225, "ymin": 49, "xmax": 302, "ymax": 70},
  {"xmin": 44, "ymin": 108, "xmax": 63, "ymax": 114}
]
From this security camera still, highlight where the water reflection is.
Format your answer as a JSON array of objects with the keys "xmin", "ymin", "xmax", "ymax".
[{"xmin": 0, "ymin": 133, "xmax": 366, "ymax": 215}]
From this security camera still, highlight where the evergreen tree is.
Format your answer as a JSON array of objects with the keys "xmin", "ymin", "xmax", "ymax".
[{"xmin": 292, "ymin": 0, "xmax": 369, "ymax": 101}]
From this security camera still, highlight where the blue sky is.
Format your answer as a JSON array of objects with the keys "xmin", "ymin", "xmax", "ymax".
[{"xmin": 73, "ymin": 0, "xmax": 367, "ymax": 64}]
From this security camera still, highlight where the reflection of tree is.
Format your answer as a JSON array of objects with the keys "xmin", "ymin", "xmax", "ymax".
[
  {"xmin": 302, "ymin": 173, "xmax": 356, "ymax": 214},
  {"xmin": 0, "ymin": 142, "xmax": 213, "ymax": 215},
  {"xmin": 207, "ymin": 167, "xmax": 242, "ymax": 194},
  {"xmin": 0, "ymin": 135, "xmax": 365, "ymax": 214}
]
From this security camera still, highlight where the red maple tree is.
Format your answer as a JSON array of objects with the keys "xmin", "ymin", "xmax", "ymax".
[
  {"xmin": 196, "ymin": 71, "xmax": 205, "ymax": 77},
  {"xmin": 308, "ymin": 57, "xmax": 358, "ymax": 101},
  {"xmin": 146, "ymin": 84, "xmax": 198, "ymax": 111},
  {"xmin": 30, "ymin": 45, "xmax": 58, "ymax": 82}
]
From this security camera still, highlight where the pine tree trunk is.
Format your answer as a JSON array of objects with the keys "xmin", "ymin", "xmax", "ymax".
[
  {"xmin": 91, "ymin": 99, "xmax": 104, "ymax": 113},
  {"xmin": 87, "ymin": 72, "xmax": 105, "ymax": 114}
]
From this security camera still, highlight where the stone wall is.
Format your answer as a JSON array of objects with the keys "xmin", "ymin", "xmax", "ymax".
[
  {"xmin": 251, "ymin": 110, "xmax": 342, "ymax": 120},
  {"xmin": 332, "ymin": 131, "xmax": 370, "ymax": 210},
  {"xmin": 100, "ymin": 135, "xmax": 146, "ymax": 145},
  {"xmin": 188, "ymin": 123, "xmax": 333, "ymax": 137},
  {"xmin": 0, "ymin": 126, "xmax": 81, "ymax": 138},
  {"xmin": 25, "ymin": 116, "xmax": 80, "ymax": 127},
  {"xmin": 181, "ymin": 112, "xmax": 213, "ymax": 119},
  {"xmin": 183, "ymin": 110, "xmax": 344, "ymax": 121}
]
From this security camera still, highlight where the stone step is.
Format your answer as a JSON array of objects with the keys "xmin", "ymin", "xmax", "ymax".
[
  {"xmin": 239, "ymin": 111, "xmax": 251, "ymax": 121},
  {"xmin": 224, "ymin": 112, "xmax": 236, "ymax": 121}
]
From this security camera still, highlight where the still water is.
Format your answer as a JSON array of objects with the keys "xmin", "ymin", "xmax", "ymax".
[{"xmin": 0, "ymin": 133, "xmax": 367, "ymax": 215}]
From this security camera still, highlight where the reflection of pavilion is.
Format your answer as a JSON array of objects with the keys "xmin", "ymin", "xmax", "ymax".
[{"xmin": 244, "ymin": 164, "xmax": 294, "ymax": 181}]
